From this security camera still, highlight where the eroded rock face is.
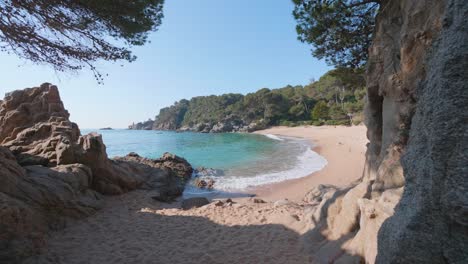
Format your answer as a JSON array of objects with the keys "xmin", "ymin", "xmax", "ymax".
[
  {"xmin": 375, "ymin": 0, "xmax": 468, "ymax": 262},
  {"xmin": 0, "ymin": 84, "xmax": 194, "ymax": 262},
  {"xmin": 0, "ymin": 146, "xmax": 103, "ymax": 263},
  {"xmin": 303, "ymin": 0, "xmax": 467, "ymax": 263},
  {"xmin": 0, "ymin": 84, "xmax": 80, "ymax": 166}
]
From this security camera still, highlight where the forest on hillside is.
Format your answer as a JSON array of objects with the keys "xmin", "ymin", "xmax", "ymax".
[{"xmin": 131, "ymin": 67, "xmax": 366, "ymax": 132}]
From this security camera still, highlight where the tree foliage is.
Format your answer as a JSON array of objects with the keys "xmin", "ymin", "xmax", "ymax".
[
  {"xmin": 311, "ymin": 101, "xmax": 329, "ymax": 120},
  {"xmin": 0, "ymin": 0, "xmax": 164, "ymax": 79},
  {"xmin": 292, "ymin": 0, "xmax": 380, "ymax": 68},
  {"xmin": 148, "ymin": 68, "xmax": 366, "ymax": 129}
]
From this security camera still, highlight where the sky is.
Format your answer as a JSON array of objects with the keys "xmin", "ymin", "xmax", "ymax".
[{"xmin": 0, "ymin": 0, "xmax": 332, "ymax": 128}]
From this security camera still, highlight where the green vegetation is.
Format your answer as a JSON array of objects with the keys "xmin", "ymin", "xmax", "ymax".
[
  {"xmin": 292, "ymin": 0, "xmax": 380, "ymax": 68},
  {"xmin": 0, "ymin": 0, "xmax": 164, "ymax": 80},
  {"xmin": 152, "ymin": 68, "xmax": 366, "ymax": 130}
]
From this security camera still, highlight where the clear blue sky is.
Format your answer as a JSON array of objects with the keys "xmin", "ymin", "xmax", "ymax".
[{"xmin": 0, "ymin": 0, "xmax": 331, "ymax": 128}]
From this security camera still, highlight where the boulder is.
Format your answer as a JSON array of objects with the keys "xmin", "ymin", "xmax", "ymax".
[
  {"xmin": 0, "ymin": 146, "xmax": 103, "ymax": 263},
  {"xmin": 0, "ymin": 83, "xmax": 80, "ymax": 166}
]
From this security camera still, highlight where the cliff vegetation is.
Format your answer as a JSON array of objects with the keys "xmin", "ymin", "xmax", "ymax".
[{"xmin": 131, "ymin": 67, "xmax": 366, "ymax": 132}]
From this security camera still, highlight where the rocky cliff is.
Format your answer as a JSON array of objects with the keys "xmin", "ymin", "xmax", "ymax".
[
  {"xmin": 128, "ymin": 119, "xmax": 154, "ymax": 130},
  {"xmin": 303, "ymin": 0, "xmax": 467, "ymax": 263},
  {"xmin": 0, "ymin": 84, "xmax": 193, "ymax": 262}
]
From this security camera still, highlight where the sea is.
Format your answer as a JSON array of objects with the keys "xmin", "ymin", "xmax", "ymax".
[{"xmin": 81, "ymin": 129, "xmax": 327, "ymax": 197}]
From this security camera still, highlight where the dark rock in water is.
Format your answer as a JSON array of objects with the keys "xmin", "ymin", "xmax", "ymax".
[
  {"xmin": 99, "ymin": 127, "xmax": 113, "ymax": 130},
  {"xmin": 195, "ymin": 178, "xmax": 207, "ymax": 188},
  {"xmin": 116, "ymin": 152, "xmax": 193, "ymax": 181},
  {"xmin": 206, "ymin": 179, "xmax": 215, "ymax": 189},
  {"xmin": 194, "ymin": 178, "xmax": 216, "ymax": 189},
  {"xmin": 181, "ymin": 197, "xmax": 209, "ymax": 210}
]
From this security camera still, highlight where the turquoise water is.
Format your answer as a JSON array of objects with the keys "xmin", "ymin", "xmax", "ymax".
[
  {"xmin": 81, "ymin": 129, "xmax": 327, "ymax": 194},
  {"xmin": 82, "ymin": 129, "xmax": 279, "ymax": 170}
]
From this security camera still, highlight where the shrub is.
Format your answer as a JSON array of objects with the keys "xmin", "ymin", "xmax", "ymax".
[
  {"xmin": 312, "ymin": 120, "xmax": 324, "ymax": 126},
  {"xmin": 325, "ymin": 119, "xmax": 351, "ymax": 126},
  {"xmin": 311, "ymin": 101, "xmax": 329, "ymax": 120}
]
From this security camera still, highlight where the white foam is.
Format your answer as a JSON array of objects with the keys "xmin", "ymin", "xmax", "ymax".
[
  {"xmin": 264, "ymin": 134, "xmax": 284, "ymax": 141},
  {"xmin": 213, "ymin": 145, "xmax": 328, "ymax": 191}
]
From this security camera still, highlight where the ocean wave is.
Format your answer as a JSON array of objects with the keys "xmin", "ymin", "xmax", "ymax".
[
  {"xmin": 212, "ymin": 145, "xmax": 327, "ymax": 191},
  {"xmin": 264, "ymin": 134, "xmax": 284, "ymax": 141}
]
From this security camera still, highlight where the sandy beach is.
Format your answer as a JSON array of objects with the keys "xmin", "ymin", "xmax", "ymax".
[
  {"xmin": 25, "ymin": 125, "xmax": 368, "ymax": 264},
  {"xmin": 254, "ymin": 125, "xmax": 368, "ymax": 202}
]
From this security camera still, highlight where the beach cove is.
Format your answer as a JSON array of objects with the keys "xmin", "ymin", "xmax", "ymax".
[{"xmin": 23, "ymin": 125, "xmax": 368, "ymax": 264}]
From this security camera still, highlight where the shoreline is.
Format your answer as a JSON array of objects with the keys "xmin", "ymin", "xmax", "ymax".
[{"xmin": 252, "ymin": 125, "xmax": 368, "ymax": 202}]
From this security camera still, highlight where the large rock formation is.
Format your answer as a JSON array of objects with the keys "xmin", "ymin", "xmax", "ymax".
[
  {"xmin": 0, "ymin": 85, "xmax": 80, "ymax": 166},
  {"xmin": 302, "ymin": 0, "xmax": 467, "ymax": 263},
  {"xmin": 0, "ymin": 84, "xmax": 193, "ymax": 262}
]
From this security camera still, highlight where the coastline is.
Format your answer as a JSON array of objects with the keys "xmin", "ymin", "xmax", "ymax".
[
  {"xmin": 252, "ymin": 125, "xmax": 368, "ymax": 202},
  {"xmin": 27, "ymin": 124, "xmax": 370, "ymax": 263}
]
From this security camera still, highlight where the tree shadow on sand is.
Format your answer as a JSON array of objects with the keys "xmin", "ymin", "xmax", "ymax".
[{"xmin": 23, "ymin": 189, "xmax": 364, "ymax": 264}]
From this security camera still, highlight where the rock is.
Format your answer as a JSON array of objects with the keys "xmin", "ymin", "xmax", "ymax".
[
  {"xmin": 210, "ymin": 121, "xmax": 233, "ymax": 133},
  {"xmin": 195, "ymin": 179, "xmax": 207, "ymax": 188},
  {"xmin": 113, "ymin": 151, "xmax": 193, "ymax": 196},
  {"xmin": 128, "ymin": 119, "xmax": 154, "ymax": 130},
  {"xmin": 372, "ymin": 0, "xmax": 468, "ymax": 262},
  {"xmin": 178, "ymin": 126, "xmax": 192, "ymax": 132},
  {"xmin": 0, "ymin": 83, "xmax": 80, "ymax": 166},
  {"xmin": 206, "ymin": 179, "xmax": 215, "ymax": 189},
  {"xmin": 153, "ymin": 152, "xmax": 193, "ymax": 180},
  {"xmin": 15, "ymin": 153, "xmax": 49, "ymax": 166},
  {"xmin": 193, "ymin": 123, "xmax": 206, "ymax": 132},
  {"xmin": 252, "ymin": 198, "xmax": 266, "ymax": 204},
  {"xmin": 181, "ymin": 197, "xmax": 210, "ymax": 210},
  {"xmin": 301, "ymin": 1, "xmax": 468, "ymax": 263},
  {"xmin": 0, "ymin": 146, "xmax": 103, "ymax": 263},
  {"xmin": 194, "ymin": 178, "xmax": 216, "ymax": 189},
  {"xmin": 0, "ymin": 84, "xmax": 195, "ymax": 261},
  {"xmin": 213, "ymin": 200, "xmax": 224, "ymax": 206},
  {"xmin": 274, "ymin": 199, "xmax": 290, "ymax": 207},
  {"xmin": 201, "ymin": 124, "xmax": 212, "ymax": 133},
  {"xmin": 303, "ymin": 184, "xmax": 338, "ymax": 204}
]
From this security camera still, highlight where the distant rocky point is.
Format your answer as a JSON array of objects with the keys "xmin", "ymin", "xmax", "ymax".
[
  {"xmin": 128, "ymin": 119, "xmax": 154, "ymax": 130},
  {"xmin": 99, "ymin": 127, "xmax": 113, "ymax": 130}
]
